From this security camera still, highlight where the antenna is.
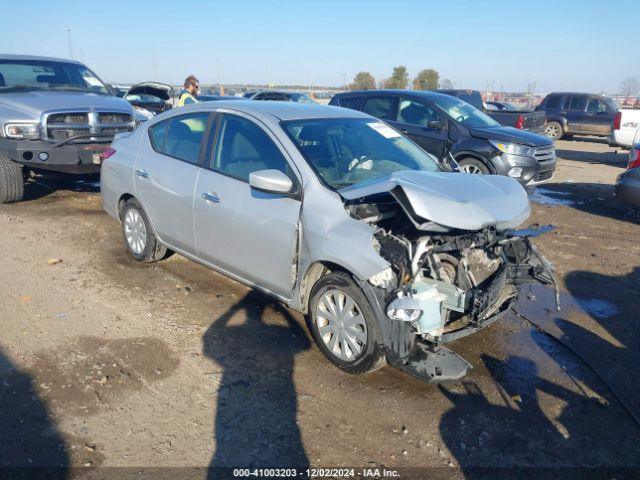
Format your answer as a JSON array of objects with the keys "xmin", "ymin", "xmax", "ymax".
[{"xmin": 65, "ymin": 28, "xmax": 73, "ymax": 60}]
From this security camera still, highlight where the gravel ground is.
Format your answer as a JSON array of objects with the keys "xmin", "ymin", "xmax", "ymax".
[{"xmin": 0, "ymin": 138, "xmax": 638, "ymax": 478}]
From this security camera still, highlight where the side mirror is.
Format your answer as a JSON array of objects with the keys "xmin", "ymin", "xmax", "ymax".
[
  {"xmin": 427, "ymin": 120, "xmax": 445, "ymax": 130},
  {"xmin": 249, "ymin": 169, "xmax": 293, "ymax": 194}
]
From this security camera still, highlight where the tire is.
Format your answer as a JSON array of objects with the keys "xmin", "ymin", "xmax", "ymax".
[
  {"xmin": 544, "ymin": 121, "xmax": 564, "ymax": 141},
  {"xmin": 307, "ymin": 271, "xmax": 385, "ymax": 374},
  {"xmin": 457, "ymin": 156, "xmax": 491, "ymax": 175},
  {"xmin": 121, "ymin": 198, "xmax": 171, "ymax": 262},
  {"xmin": 0, "ymin": 152, "xmax": 24, "ymax": 203}
]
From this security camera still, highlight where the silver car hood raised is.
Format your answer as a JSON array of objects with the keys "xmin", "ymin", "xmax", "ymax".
[
  {"xmin": 339, "ymin": 170, "xmax": 531, "ymax": 231},
  {"xmin": 0, "ymin": 91, "xmax": 134, "ymax": 118}
]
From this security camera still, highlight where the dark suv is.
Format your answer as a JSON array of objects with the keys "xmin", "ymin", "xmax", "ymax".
[
  {"xmin": 536, "ymin": 92, "xmax": 619, "ymax": 140},
  {"xmin": 330, "ymin": 90, "xmax": 556, "ymax": 186}
]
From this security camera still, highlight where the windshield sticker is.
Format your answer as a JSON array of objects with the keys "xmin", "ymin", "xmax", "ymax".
[
  {"xmin": 367, "ymin": 122, "xmax": 401, "ymax": 139},
  {"xmin": 83, "ymin": 76, "xmax": 103, "ymax": 87}
]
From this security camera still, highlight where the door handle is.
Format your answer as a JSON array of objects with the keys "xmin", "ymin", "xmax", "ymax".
[
  {"xmin": 400, "ymin": 129, "xmax": 409, "ymax": 134},
  {"xmin": 135, "ymin": 169, "xmax": 150, "ymax": 179},
  {"xmin": 202, "ymin": 192, "xmax": 221, "ymax": 204}
]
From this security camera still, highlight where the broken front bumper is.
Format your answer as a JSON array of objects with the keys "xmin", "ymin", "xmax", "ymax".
[{"xmin": 361, "ymin": 232, "xmax": 558, "ymax": 383}]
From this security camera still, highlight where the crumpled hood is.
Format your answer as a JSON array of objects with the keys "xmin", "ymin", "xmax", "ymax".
[
  {"xmin": 469, "ymin": 126, "xmax": 552, "ymax": 147},
  {"xmin": 0, "ymin": 91, "xmax": 133, "ymax": 118},
  {"xmin": 340, "ymin": 170, "xmax": 531, "ymax": 231}
]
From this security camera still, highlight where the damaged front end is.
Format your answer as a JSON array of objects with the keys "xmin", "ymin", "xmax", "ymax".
[{"xmin": 343, "ymin": 173, "xmax": 557, "ymax": 383}]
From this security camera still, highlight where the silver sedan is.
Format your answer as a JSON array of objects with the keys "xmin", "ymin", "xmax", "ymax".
[{"xmin": 101, "ymin": 100, "xmax": 555, "ymax": 383}]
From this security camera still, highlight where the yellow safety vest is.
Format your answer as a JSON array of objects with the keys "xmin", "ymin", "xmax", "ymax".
[{"xmin": 177, "ymin": 90, "xmax": 198, "ymax": 107}]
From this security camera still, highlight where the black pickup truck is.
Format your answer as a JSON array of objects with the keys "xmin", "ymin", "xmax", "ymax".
[{"xmin": 436, "ymin": 89, "xmax": 546, "ymax": 133}]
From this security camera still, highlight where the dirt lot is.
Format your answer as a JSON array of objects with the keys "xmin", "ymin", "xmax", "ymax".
[{"xmin": 0, "ymin": 138, "xmax": 639, "ymax": 478}]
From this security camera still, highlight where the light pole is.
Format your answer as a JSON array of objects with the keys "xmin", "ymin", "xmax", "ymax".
[{"xmin": 65, "ymin": 28, "xmax": 73, "ymax": 60}]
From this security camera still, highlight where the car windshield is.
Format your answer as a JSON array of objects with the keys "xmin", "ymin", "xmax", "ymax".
[
  {"xmin": 0, "ymin": 59, "xmax": 110, "ymax": 95},
  {"xmin": 283, "ymin": 118, "xmax": 441, "ymax": 189},
  {"xmin": 433, "ymin": 95, "xmax": 501, "ymax": 129}
]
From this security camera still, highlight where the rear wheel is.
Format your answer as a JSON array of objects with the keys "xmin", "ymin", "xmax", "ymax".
[
  {"xmin": 458, "ymin": 157, "xmax": 490, "ymax": 175},
  {"xmin": 0, "ymin": 153, "xmax": 24, "ymax": 203},
  {"xmin": 544, "ymin": 121, "xmax": 563, "ymax": 140},
  {"xmin": 307, "ymin": 272, "xmax": 385, "ymax": 374},
  {"xmin": 121, "ymin": 198, "xmax": 172, "ymax": 262}
]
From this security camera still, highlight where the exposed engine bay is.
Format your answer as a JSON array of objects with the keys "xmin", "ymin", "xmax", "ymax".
[{"xmin": 344, "ymin": 187, "xmax": 557, "ymax": 381}]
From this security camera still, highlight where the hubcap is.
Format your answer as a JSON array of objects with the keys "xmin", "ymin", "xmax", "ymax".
[
  {"xmin": 460, "ymin": 163, "xmax": 484, "ymax": 174},
  {"xmin": 124, "ymin": 208, "xmax": 147, "ymax": 255},
  {"xmin": 545, "ymin": 124, "xmax": 559, "ymax": 138},
  {"xmin": 316, "ymin": 289, "xmax": 367, "ymax": 361}
]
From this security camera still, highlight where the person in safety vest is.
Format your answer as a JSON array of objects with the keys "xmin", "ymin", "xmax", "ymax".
[{"xmin": 177, "ymin": 75, "xmax": 200, "ymax": 106}]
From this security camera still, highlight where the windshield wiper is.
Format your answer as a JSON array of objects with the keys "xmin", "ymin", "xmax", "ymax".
[{"xmin": 0, "ymin": 84, "xmax": 45, "ymax": 92}]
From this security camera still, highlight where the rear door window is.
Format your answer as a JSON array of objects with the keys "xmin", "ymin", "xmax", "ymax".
[
  {"xmin": 338, "ymin": 96, "xmax": 363, "ymax": 110},
  {"xmin": 148, "ymin": 119, "xmax": 169, "ymax": 152},
  {"xmin": 162, "ymin": 113, "xmax": 209, "ymax": 164},
  {"xmin": 362, "ymin": 96, "xmax": 397, "ymax": 120},
  {"xmin": 568, "ymin": 96, "xmax": 587, "ymax": 111}
]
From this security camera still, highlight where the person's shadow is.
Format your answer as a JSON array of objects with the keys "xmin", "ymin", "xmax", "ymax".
[
  {"xmin": 203, "ymin": 290, "xmax": 311, "ymax": 475},
  {"xmin": 0, "ymin": 347, "xmax": 68, "ymax": 478}
]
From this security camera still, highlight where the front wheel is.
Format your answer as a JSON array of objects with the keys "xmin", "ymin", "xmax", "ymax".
[
  {"xmin": 307, "ymin": 272, "xmax": 385, "ymax": 374},
  {"xmin": 458, "ymin": 157, "xmax": 490, "ymax": 175},
  {"xmin": 0, "ymin": 153, "xmax": 24, "ymax": 203},
  {"xmin": 121, "ymin": 198, "xmax": 172, "ymax": 262}
]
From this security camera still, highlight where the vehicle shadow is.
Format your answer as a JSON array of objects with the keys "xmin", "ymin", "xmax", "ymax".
[
  {"xmin": 555, "ymin": 148, "xmax": 627, "ymax": 166},
  {"xmin": 532, "ymin": 182, "xmax": 640, "ymax": 224},
  {"xmin": 23, "ymin": 173, "xmax": 101, "ymax": 202},
  {"xmin": 0, "ymin": 347, "xmax": 68, "ymax": 477},
  {"xmin": 202, "ymin": 290, "xmax": 311, "ymax": 475},
  {"xmin": 561, "ymin": 267, "xmax": 640, "ymax": 415}
]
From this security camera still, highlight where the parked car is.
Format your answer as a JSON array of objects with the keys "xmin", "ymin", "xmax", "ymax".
[
  {"xmin": 436, "ymin": 89, "xmax": 546, "ymax": 132},
  {"xmin": 124, "ymin": 82, "xmax": 175, "ymax": 115},
  {"xmin": 198, "ymin": 95, "xmax": 245, "ymax": 102},
  {"xmin": 0, "ymin": 54, "xmax": 137, "ymax": 203},
  {"xmin": 330, "ymin": 90, "xmax": 556, "ymax": 185},
  {"xmin": 251, "ymin": 90, "xmax": 315, "ymax": 103},
  {"xmin": 536, "ymin": 92, "xmax": 619, "ymax": 141},
  {"xmin": 615, "ymin": 129, "xmax": 640, "ymax": 207},
  {"xmin": 101, "ymin": 101, "xmax": 556, "ymax": 382},
  {"xmin": 611, "ymin": 108, "xmax": 640, "ymax": 148}
]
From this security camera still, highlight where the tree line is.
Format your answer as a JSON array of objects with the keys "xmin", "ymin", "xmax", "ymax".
[{"xmin": 349, "ymin": 67, "xmax": 454, "ymax": 91}]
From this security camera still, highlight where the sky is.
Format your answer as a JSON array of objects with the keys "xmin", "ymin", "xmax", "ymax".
[{"xmin": 0, "ymin": 0, "xmax": 638, "ymax": 93}]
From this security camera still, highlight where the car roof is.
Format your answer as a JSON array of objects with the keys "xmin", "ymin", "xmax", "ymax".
[
  {"xmin": 174, "ymin": 99, "xmax": 370, "ymax": 121},
  {"xmin": 338, "ymin": 89, "xmax": 460, "ymax": 102},
  {"xmin": 0, "ymin": 53, "xmax": 84, "ymax": 65},
  {"xmin": 545, "ymin": 92, "xmax": 608, "ymax": 97}
]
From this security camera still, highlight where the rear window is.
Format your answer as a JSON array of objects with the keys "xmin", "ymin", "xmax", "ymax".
[
  {"xmin": 544, "ymin": 95, "xmax": 562, "ymax": 109},
  {"xmin": 338, "ymin": 96, "xmax": 363, "ymax": 110}
]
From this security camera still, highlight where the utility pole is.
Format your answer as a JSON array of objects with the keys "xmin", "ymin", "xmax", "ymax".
[
  {"xmin": 217, "ymin": 60, "xmax": 222, "ymax": 95},
  {"xmin": 343, "ymin": 73, "xmax": 348, "ymax": 91},
  {"xmin": 65, "ymin": 28, "xmax": 73, "ymax": 60},
  {"xmin": 307, "ymin": 70, "xmax": 311, "ymax": 97}
]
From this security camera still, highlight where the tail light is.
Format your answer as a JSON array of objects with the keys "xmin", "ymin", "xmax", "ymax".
[
  {"xmin": 628, "ymin": 148, "xmax": 640, "ymax": 170},
  {"xmin": 100, "ymin": 147, "xmax": 117, "ymax": 161},
  {"xmin": 515, "ymin": 114, "xmax": 525, "ymax": 130},
  {"xmin": 614, "ymin": 111, "xmax": 621, "ymax": 130}
]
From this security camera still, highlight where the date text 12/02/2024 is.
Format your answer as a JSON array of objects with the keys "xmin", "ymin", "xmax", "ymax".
[{"xmin": 232, "ymin": 468, "xmax": 401, "ymax": 478}]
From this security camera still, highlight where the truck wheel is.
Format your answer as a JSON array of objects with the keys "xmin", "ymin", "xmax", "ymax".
[
  {"xmin": 458, "ymin": 157, "xmax": 490, "ymax": 175},
  {"xmin": 307, "ymin": 271, "xmax": 386, "ymax": 374},
  {"xmin": 0, "ymin": 153, "xmax": 25, "ymax": 203},
  {"xmin": 544, "ymin": 121, "xmax": 564, "ymax": 140},
  {"xmin": 121, "ymin": 198, "xmax": 172, "ymax": 262}
]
